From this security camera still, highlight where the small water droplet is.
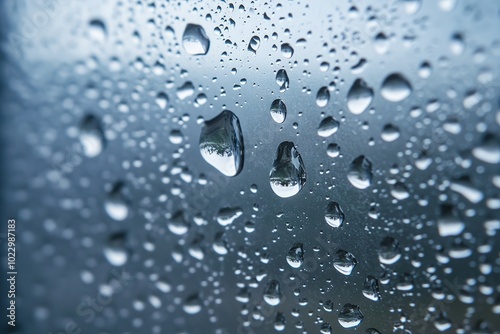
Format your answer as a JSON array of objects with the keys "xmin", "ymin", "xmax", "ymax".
[
  {"xmin": 333, "ymin": 249, "xmax": 357, "ymax": 275},
  {"xmin": 362, "ymin": 276, "xmax": 381, "ymax": 301},
  {"xmin": 338, "ymin": 303, "xmax": 363, "ymax": 328},
  {"xmin": 326, "ymin": 143, "xmax": 340, "ymax": 158},
  {"xmin": 103, "ymin": 232, "xmax": 128, "ymax": 266},
  {"xmin": 183, "ymin": 293, "xmax": 202, "ymax": 314},
  {"xmin": 381, "ymin": 123, "xmax": 400, "ymax": 142},
  {"xmin": 269, "ymin": 142, "xmax": 307, "ymax": 198},
  {"xmin": 248, "ymin": 36, "xmax": 261, "ymax": 53},
  {"xmin": 168, "ymin": 211, "xmax": 189, "ymax": 235},
  {"xmin": 89, "ymin": 19, "xmax": 107, "ymax": 43},
  {"xmin": 263, "ymin": 280, "xmax": 281, "ymax": 306},
  {"xmin": 276, "ymin": 69, "xmax": 289, "ymax": 92},
  {"xmin": 104, "ymin": 182, "xmax": 129, "ymax": 221},
  {"xmin": 79, "ymin": 114, "xmax": 105, "ymax": 158},
  {"xmin": 316, "ymin": 86, "xmax": 330, "ymax": 107},
  {"xmin": 286, "ymin": 243, "xmax": 304, "ymax": 268},
  {"xmin": 199, "ymin": 110, "xmax": 244, "ymax": 177},
  {"xmin": 216, "ymin": 207, "xmax": 242, "ymax": 226},
  {"xmin": 281, "ymin": 43, "xmax": 294, "ymax": 58},
  {"xmin": 317, "ymin": 117, "xmax": 339, "ymax": 137},
  {"xmin": 182, "ymin": 24, "xmax": 210, "ymax": 55},
  {"xmin": 378, "ymin": 237, "xmax": 401, "ymax": 265}
]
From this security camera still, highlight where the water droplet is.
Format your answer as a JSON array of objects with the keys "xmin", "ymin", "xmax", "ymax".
[
  {"xmin": 381, "ymin": 73, "xmax": 412, "ymax": 102},
  {"xmin": 280, "ymin": 43, "xmax": 294, "ymax": 58},
  {"xmin": 155, "ymin": 92, "xmax": 169, "ymax": 109},
  {"xmin": 450, "ymin": 32, "xmax": 465, "ymax": 55},
  {"xmin": 183, "ymin": 293, "xmax": 202, "ymax": 314},
  {"xmin": 326, "ymin": 143, "xmax": 340, "ymax": 158},
  {"xmin": 79, "ymin": 114, "xmax": 105, "ymax": 158},
  {"xmin": 104, "ymin": 182, "xmax": 129, "ymax": 221},
  {"xmin": 169, "ymin": 130, "xmax": 184, "ymax": 144},
  {"xmin": 347, "ymin": 79, "xmax": 373, "ymax": 114},
  {"xmin": 317, "ymin": 117, "xmax": 339, "ymax": 137},
  {"xmin": 274, "ymin": 312, "xmax": 286, "ymax": 331},
  {"xmin": 391, "ymin": 182, "xmax": 410, "ymax": 200},
  {"xmin": 276, "ymin": 69, "xmax": 289, "ymax": 92},
  {"xmin": 270, "ymin": 99, "xmax": 287, "ymax": 124},
  {"xmin": 325, "ymin": 201, "xmax": 344, "ymax": 228},
  {"xmin": 381, "ymin": 123, "xmax": 400, "ymax": 142},
  {"xmin": 320, "ymin": 323, "xmax": 332, "ymax": 334},
  {"xmin": 286, "ymin": 243, "xmax": 304, "ymax": 268},
  {"xmin": 347, "ymin": 155, "xmax": 372, "ymax": 189},
  {"xmin": 247, "ymin": 35, "xmax": 261, "ymax": 53},
  {"xmin": 182, "ymin": 23, "xmax": 210, "ymax": 55},
  {"xmin": 168, "ymin": 211, "xmax": 189, "ymax": 235},
  {"xmin": 263, "ymin": 280, "xmax": 281, "ymax": 306},
  {"xmin": 362, "ymin": 276, "xmax": 381, "ymax": 301},
  {"xmin": 472, "ymin": 134, "xmax": 500, "ymax": 164},
  {"xmin": 338, "ymin": 303, "xmax": 363, "ymax": 328},
  {"xmin": 213, "ymin": 231, "xmax": 228, "ymax": 255},
  {"xmin": 199, "ymin": 110, "xmax": 244, "ymax": 177},
  {"xmin": 316, "ymin": 86, "xmax": 330, "ymax": 107},
  {"xmin": 103, "ymin": 232, "xmax": 128, "ymax": 266},
  {"xmin": 269, "ymin": 142, "xmax": 307, "ymax": 198},
  {"xmin": 89, "ymin": 19, "xmax": 106, "ymax": 43},
  {"xmin": 378, "ymin": 237, "xmax": 401, "ymax": 265},
  {"xmin": 176, "ymin": 81, "xmax": 195, "ymax": 100},
  {"xmin": 216, "ymin": 207, "xmax": 242, "ymax": 226},
  {"xmin": 333, "ymin": 250, "xmax": 357, "ymax": 275}
]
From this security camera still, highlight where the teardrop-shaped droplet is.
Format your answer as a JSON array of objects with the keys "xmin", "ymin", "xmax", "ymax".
[
  {"xmin": 89, "ymin": 19, "xmax": 107, "ymax": 43},
  {"xmin": 263, "ymin": 280, "xmax": 281, "ymax": 306},
  {"xmin": 199, "ymin": 110, "xmax": 244, "ymax": 177},
  {"xmin": 347, "ymin": 79, "xmax": 373, "ymax": 114},
  {"xmin": 362, "ymin": 276, "xmax": 381, "ymax": 301},
  {"xmin": 338, "ymin": 304, "xmax": 363, "ymax": 328},
  {"xmin": 270, "ymin": 99, "xmax": 287, "ymax": 124},
  {"xmin": 79, "ymin": 114, "xmax": 105, "ymax": 158},
  {"xmin": 325, "ymin": 201, "xmax": 344, "ymax": 228},
  {"xmin": 182, "ymin": 23, "xmax": 210, "ymax": 55},
  {"xmin": 104, "ymin": 182, "xmax": 129, "ymax": 221},
  {"xmin": 347, "ymin": 155, "xmax": 372, "ymax": 189},
  {"xmin": 317, "ymin": 117, "xmax": 339, "ymax": 138},
  {"xmin": 378, "ymin": 237, "xmax": 401, "ymax": 265},
  {"xmin": 269, "ymin": 142, "xmax": 307, "ymax": 198},
  {"xmin": 333, "ymin": 250, "xmax": 357, "ymax": 275},
  {"xmin": 103, "ymin": 232, "xmax": 128, "ymax": 266},
  {"xmin": 381, "ymin": 73, "xmax": 412, "ymax": 102},
  {"xmin": 276, "ymin": 69, "xmax": 289, "ymax": 92},
  {"xmin": 286, "ymin": 243, "xmax": 304, "ymax": 268},
  {"xmin": 316, "ymin": 86, "xmax": 330, "ymax": 107},
  {"xmin": 248, "ymin": 35, "xmax": 261, "ymax": 53}
]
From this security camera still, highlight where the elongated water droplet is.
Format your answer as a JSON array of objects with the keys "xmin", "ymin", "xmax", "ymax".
[
  {"xmin": 199, "ymin": 110, "xmax": 244, "ymax": 177},
  {"xmin": 270, "ymin": 99, "xmax": 287, "ymax": 124},
  {"xmin": 381, "ymin": 73, "xmax": 412, "ymax": 102},
  {"xmin": 104, "ymin": 182, "xmax": 129, "ymax": 221},
  {"xmin": 103, "ymin": 232, "xmax": 128, "ymax": 266},
  {"xmin": 316, "ymin": 86, "xmax": 330, "ymax": 107},
  {"xmin": 216, "ymin": 207, "xmax": 242, "ymax": 226},
  {"xmin": 276, "ymin": 69, "xmax": 289, "ymax": 92},
  {"xmin": 248, "ymin": 35, "xmax": 261, "ymax": 53},
  {"xmin": 347, "ymin": 155, "xmax": 372, "ymax": 189},
  {"xmin": 317, "ymin": 117, "xmax": 339, "ymax": 137},
  {"xmin": 347, "ymin": 79, "xmax": 373, "ymax": 114},
  {"xmin": 263, "ymin": 280, "xmax": 281, "ymax": 306},
  {"xmin": 333, "ymin": 249, "xmax": 357, "ymax": 275},
  {"xmin": 362, "ymin": 276, "xmax": 381, "ymax": 301},
  {"xmin": 79, "ymin": 114, "xmax": 105, "ymax": 158},
  {"xmin": 378, "ymin": 237, "xmax": 401, "ymax": 264},
  {"xmin": 325, "ymin": 201, "xmax": 344, "ymax": 228},
  {"xmin": 269, "ymin": 142, "xmax": 307, "ymax": 198},
  {"xmin": 338, "ymin": 304, "xmax": 363, "ymax": 328},
  {"xmin": 286, "ymin": 243, "xmax": 304, "ymax": 268},
  {"xmin": 182, "ymin": 23, "xmax": 210, "ymax": 55}
]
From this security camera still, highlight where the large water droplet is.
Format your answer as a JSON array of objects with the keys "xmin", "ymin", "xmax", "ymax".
[
  {"xmin": 269, "ymin": 142, "xmax": 307, "ymax": 198},
  {"xmin": 103, "ymin": 232, "xmax": 128, "ymax": 266},
  {"xmin": 286, "ymin": 243, "xmax": 304, "ymax": 268},
  {"xmin": 347, "ymin": 155, "xmax": 372, "ymax": 189},
  {"xmin": 378, "ymin": 237, "xmax": 401, "ymax": 264},
  {"xmin": 333, "ymin": 250, "xmax": 357, "ymax": 275},
  {"xmin": 182, "ymin": 24, "xmax": 210, "ymax": 55},
  {"xmin": 347, "ymin": 79, "xmax": 373, "ymax": 114},
  {"xmin": 381, "ymin": 73, "xmax": 412, "ymax": 102},
  {"xmin": 270, "ymin": 99, "xmax": 287, "ymax": 124},
  {"xmin": 280, "ymin": 43, "xmax": 294, "ymax": 58},
  {"xmin": 316, "ymin": 86, "xmax": 330, "ymax": 107},
  {"xmin": 362, "ymin": 276, "xmax": 381, "ymax": 301},
  {"xmin": 325, "ymin": 201, "xmax": 344, "ymax": 228},
  {"xmin": 317, "ymin": 117, "xmax": 340, "ymax": 138},
  {"xmin": 89, "ymin": 19, "xmax": 107, "ymax": 43},
  {"xmin": 247, "ymin": 35, "xmax": 260, "ymax": 53},
  {"xmin": 263, "ymin": 280, "xmax": 281, "ymax": 306},
  {"xmin": 199, "ymin": 110, "xmax": 244, "ymax": 177},
  {"xmin": 79, "ymin": 114, "xmax": 105, "ymax": 158},
  {"xmin": 104, "ymin": 182, "xmax": 129, "ymax": 221},
  {"xmin": 338, "ymin": 304, "xmax": 363, "ymax": 328}
]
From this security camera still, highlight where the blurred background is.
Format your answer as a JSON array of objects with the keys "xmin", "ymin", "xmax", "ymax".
[{"xmin": 1, "ymin": 0, "xmax": 499, "ymax": 333}]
